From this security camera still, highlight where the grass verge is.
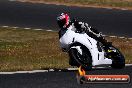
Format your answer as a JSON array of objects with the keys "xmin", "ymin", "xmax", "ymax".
[
  {"xmin": 0, "ymin": 27, "xmax": 132, "ymax": 71},
  {"xmin": 17, "ymin": 0, "xmax": 132, "ymax": 10}
]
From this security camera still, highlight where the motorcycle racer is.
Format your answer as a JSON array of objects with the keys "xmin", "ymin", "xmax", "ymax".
[{"xmin": 57, "ymin": 13, "xmax": 111, "ymax": 51}]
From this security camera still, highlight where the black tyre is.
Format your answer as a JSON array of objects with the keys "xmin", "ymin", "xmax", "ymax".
[
  {"xmin": 68, "ymin": 46, "xmax": 92, "ymax": 70},
  {"xmin": 109, "ymin": 46, "xmax": 125, "ymax": 69}
]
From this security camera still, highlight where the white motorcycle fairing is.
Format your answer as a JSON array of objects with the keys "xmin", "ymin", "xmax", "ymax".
[{"xmin": 59, "ymin": 25, "xmax": 112, "ymax": 66}]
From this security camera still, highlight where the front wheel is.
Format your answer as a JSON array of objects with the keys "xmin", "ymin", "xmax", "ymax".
[
  {"xmin": 69, "ymin": 46, "xmax": 92, "ymax": 70},
  {"xmin": 111, "ymin": 53, "xmax": 125, "ymax": 69},
  {"xmin": 107, "ymin": 46, "xmax": 125, "ymax": 69}
]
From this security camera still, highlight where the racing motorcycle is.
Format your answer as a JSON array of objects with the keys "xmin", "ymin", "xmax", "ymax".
[{"xmin": 59, "ymin": 25, "xmax": 125, "ymax": 70}]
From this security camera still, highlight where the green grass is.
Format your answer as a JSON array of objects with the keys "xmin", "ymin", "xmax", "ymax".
[
  {"xmin": 19, "ymin": 0, "xmax": 132, "ymax": 9},
  {"xmin": 0, "ymin": 27, "xmax": 132, "ymax": 71}
]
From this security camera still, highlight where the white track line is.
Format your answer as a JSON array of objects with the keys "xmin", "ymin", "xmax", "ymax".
[
  {"xmin": 125, "ymin": 64, "xmax": 132, "ymax": 66},
  {"xmin": 49, "ymin": 69, "xmax": 55, "ymax": 71},
  {"xmin": 122, "ymin": 8, "xmax": 128, "ymax": 10},
  {"xmin": 46, "ymin": 30, "xmax": 53, "ymax": 31},
  {"xmin": 24, "ymin": 28, "xmax": 31, "ymax": 30},
  {"xmin": 109, "ymin": 36, "xmax": 117, "ymax": 38},
  {"xmin": 0, "ymin": 25, "xmax": 132, "ymax": 39},
  {"xmin": 33, "ymin": 29, "xmax": 43, "ymax": 30},
  {"xmin": 128, "ymin": 38, "xmax": 132, "ymax": 40},
  {"xmin": 2, "ymin": 26, "xmax": 9, "ymax": 28},
  {"xmin": 119, "ymin": 37, "xmax": 125, "ymax": 39},
  {"xmin": 67, "ymin": 68, "xmax": 78, "ymax": 71},
  {"xmin": 0, "ymin": 70, "xmax": 48, "ymax": 75}
]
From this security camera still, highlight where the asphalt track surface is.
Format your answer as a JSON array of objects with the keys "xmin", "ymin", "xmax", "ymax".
[
  {"xmin": 0, "ymin": 0, "xmax": 132, "ymax": 37},
  {"xmin": 0, "ymin": 66, "xmax": 132, "ymax": 88}
]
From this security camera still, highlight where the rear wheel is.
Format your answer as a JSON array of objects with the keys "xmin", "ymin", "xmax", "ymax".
[{"xmin": 69, "ymin": 46, "xmax": 92, "ymax": 70}]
